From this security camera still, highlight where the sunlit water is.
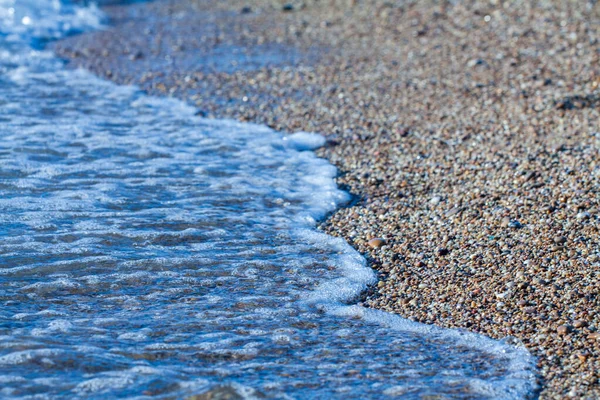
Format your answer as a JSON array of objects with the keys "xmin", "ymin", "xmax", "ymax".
[{"xmin": 0, "ymin": 1, "xmax": 538, "ymax": 399}]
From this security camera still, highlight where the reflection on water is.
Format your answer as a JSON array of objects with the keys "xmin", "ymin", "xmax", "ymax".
[{"xmin": 0, "ymin": 0, "xmax": 538, "ymax": 398}]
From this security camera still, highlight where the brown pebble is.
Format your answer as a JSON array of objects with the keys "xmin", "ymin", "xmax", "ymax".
[
  {"xmin": 557, "ymin": 325, "xmax": 571, "ymax": 335},
  {"xmin": 368, "ymin": 238, "xmax": 386, "ymax": 248},
  {"xmin": 573, "ymin": 320, "xmax": 588, "ymax": 329},
  {"xmin": 588, "ymin": 332, "xmax": 600, "ymax": 341}
]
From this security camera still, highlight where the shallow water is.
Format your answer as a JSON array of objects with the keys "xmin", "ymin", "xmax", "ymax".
[{"xmin": 0, "ymin": 1, "xmax": 537, "ymax": 398}]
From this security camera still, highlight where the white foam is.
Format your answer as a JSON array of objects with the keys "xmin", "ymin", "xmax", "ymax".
[
  {"xmin": 0, "ymin": 375, "xmax": 26, "ymax": 384},
  {"xmin": 0, "ymin": 349, "xmax": 65, "ymax": 365},
  {"xmin": 75, "ymin": 376, "xmax": 134, "ymax": 394},
  {"xmin": 117, "ymin": 332, "xmax": 148, "ymax": 341}
]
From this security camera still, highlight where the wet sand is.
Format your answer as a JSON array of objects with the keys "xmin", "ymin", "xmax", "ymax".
[{"xmin": 51, "ymin": 0, "xmax": 600, "ymax": 397}]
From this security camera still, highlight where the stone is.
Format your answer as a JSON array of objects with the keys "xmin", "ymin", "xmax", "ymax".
[
  {"xmin": 368, "ymin": 238, "xmax": 386, "ymax": 248},
  {"xmin": 508, "ymin": 220, "xmax": 523, "ymax": 229},
  {"xmin": 588, "ymin": 332, "xmax": 600, "ymax": 341},
  {"xmin": 573, "ymin": 319, "xmax": 588, "ymax": 329},
  {"xmin": 430, "ymin": 196, "xmax": 441, "ymax": 205},
  {"xmin": 554, "ymin": 236, "xmax": 567, "ymax": 244},
  {"xmin": 576, "ymin": 212, "xmax": 590, "ymax": 220},
  {"xmin": 556, "ymin": 325, "xmax": 571, "ymax": 335},
  {"xmin": 437, "ymin": 248, "xmax": 450, "ymax": 256}
]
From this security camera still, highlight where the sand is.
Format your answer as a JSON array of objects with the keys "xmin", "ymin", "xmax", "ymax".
[{"xmin": 51, "ymin": 0, "xmax": 600, "ymax": 397}]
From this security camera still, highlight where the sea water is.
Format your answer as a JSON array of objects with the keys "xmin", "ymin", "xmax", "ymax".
[{"xmin": 0, "ymin": 1, "xmax": 538, "ymax": 398}]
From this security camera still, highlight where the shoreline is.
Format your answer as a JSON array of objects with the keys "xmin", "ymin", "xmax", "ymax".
[{"xmin": 51, "ymin": 0, "xmax": 600, "ymax": 397}]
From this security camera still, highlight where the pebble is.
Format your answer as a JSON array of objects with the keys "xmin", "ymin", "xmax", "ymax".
[
  {"xmin": 556, "ymin": 325, "xmax": 571, "ymax": 335},
  {"xmin": 429, "ymin": 196, "xmax": 441, "ymax": 205},
  {"xmin": 437, "ymin": 248, "xmax": 449, "ymax": 256},
  {"xmin": 554, "ymin": 236, "xmax": 567, "ymax": 244},
  {"xmin": 368, "ymin": 238, "xmax": 386, "ymax": 248},
  {"xmin": 508, "ymin": 220, "xmax": 523, "ymax": 229},
  {"xmin": 573, "ymin": 320, "xmax": 587, "ymax": 329},
  {"xmin": 588, "ymin": 332, "xmax": 600, "ymax": 341}
]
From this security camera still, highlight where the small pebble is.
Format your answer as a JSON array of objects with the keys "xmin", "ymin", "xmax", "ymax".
[
  {"xmin": 556, "ymin": 325, "xmax": 571, "ymax": 335},
  {"xmin": 573, "ymin": 320, "xmax": 587, "ymax": 329},
  {"xmin": 554, "ymin": 236, "xmax": 567, "ymax": 244},
  {"xmin": 576, "ymin": 211, "xmax": 590, "ymax": 220},
  {"xmin": 508, "ymin": 220, "xmax": 523, "ymax": 229},
  {"xmin": 429, "ymin": 196, "xmax": 441, "ymax": 205},
  {"xmin": 588, "ymin": 332, "xmax": 600, "ymax": 341},
  {"xmin": 437, "ymin": 248, "xmax": 450, "ymax": 256},
  {"xmin": 368, "ymin": 238, "xmax": 386, "ymax": 248}
]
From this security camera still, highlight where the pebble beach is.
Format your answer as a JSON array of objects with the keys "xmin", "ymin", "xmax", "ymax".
[{"xmin": 51, "ymin": 0, "xmax": 600, "ymax": 397}]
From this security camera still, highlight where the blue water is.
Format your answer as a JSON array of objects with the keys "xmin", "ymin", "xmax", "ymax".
[{"xmin": 0, "ymin": 1, "xmax": 537, "ymax": 398}]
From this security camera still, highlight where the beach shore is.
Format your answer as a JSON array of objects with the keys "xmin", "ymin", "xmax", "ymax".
[{"xmin": 51, "ymin": 0, "xmax": 600, "ymax": 397}]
